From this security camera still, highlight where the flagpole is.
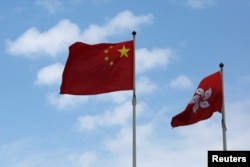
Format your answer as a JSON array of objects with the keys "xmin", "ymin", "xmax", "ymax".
[
  {"xmin": 132, "ymin": 31, "xmax": 137, "ymax": 167},
  {"xmin": 219, "ymin": 63, "xmax": 227, "ymax": 151}
]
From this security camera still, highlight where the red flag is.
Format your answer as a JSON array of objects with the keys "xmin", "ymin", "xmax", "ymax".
[
  {"xmin": 60, "ymin": 40, "xmax": 134, "ymax": 95},
  {"xmin": 171, "ymin": 71, "xmax": 223, "ymax": 128}
]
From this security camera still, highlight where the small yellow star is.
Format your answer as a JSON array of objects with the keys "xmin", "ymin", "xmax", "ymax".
[
  {"xmin": 109, "ymin": 61, "xmax": 114, "ymax": 66},
  {"xmin": 104, "ymin": 56, "xmax": 109, "ymax": 61},
  {"xmin": 118, "ymin": 45, "xmax": 130, "ymax": 58},
  {"xmin": 104, "ymin": 49, "xmax": 108, "ymax": 54}
]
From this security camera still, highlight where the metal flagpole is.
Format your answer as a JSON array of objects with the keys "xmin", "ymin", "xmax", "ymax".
[
  {"xmin": 219, "ymin": 63, "xmax": 227, "ymax": 151},
  {"xmin": 132, "ymin": 31, "xmax": 137, "ymax": 167}
]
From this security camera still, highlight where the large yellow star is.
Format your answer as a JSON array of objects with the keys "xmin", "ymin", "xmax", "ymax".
[{"xmin": 118, "ymin": 45, "xmax": 130, "ymax": 58}]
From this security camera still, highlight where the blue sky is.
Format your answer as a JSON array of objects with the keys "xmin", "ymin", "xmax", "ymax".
[{"xmin": 1, "ymin": 0, "xmax": 250, "ymax": 166}]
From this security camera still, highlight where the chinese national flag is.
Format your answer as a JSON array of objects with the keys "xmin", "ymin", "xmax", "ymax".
[
  {"xmin": 171, "ymin": 71, "xmax": 223, "ymax": 128},
  {"xmin": 60, "ymin": 40, "xmax": 134, "ymax": 95}
]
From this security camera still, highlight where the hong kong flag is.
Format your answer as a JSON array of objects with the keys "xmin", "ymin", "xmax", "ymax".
[{"xmin": 171, "ymin": 71, "xmax": 223, "ymax": 128}]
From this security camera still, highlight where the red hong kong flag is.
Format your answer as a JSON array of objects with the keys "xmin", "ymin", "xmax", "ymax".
[
  {"xmin": 60, "ymin": 40, "xmax": 134, "ymax": 95},
  {"xmin": 171, "ymin": 71, "xmax": 223, "ymax": 128}
]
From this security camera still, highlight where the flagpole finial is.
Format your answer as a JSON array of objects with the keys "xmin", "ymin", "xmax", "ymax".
[
  {"xmin": 219, "ymin": 63, "xmax": 224, "ymax": 68},
  {"xmin": 132, "ymin": 31, "xmax": 136, "ymax": 36}
]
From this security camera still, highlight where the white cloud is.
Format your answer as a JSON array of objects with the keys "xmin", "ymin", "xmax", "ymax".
[
  {"xmin": 77, "ymin": 101, "xmax": 146, "ymax": 131},
  {"xmin": 82, "ymin": 10, "xmax": 154, "ymax": 43},
  {"xmin": 76, "ymin": 152, "xmax": 97, "ymax": 167},
  {"xmin": 112, "ymin": 124, "xmax": 154, "ymax": 153},
  {"xmin": 99, "ymin": 99, "xmax": 250, "ymax": 167},
  {"xmin": 186, "ymin": 0, "xmax": 215, "ymax": 9},
  {"xmin": 13, "ymin": 6, "xmax": 26, "ymax": 13},
  {"xmin": 47, "ymin": 93, "xmax": 89, "ymax": 110},
  {"xmin": 226, "ymin": 99, "xmax": 250, "ymax": 149},
  {"xmin": 35, "ymin": 63, "xmax": 64, "ymax": 85},
  {"xmin": 77, "ymin": 115, "xmax": 100, "ymax": 131},
  {"xmin": 102, "ymin": 124, "xmax": 155, "ymax": 167},
  {"xmin": 6, "ymin": 11, "xmax": 154, "ymax": 58},
  {"xmin": 96, "ymin": 91, "xmax": 132, "ymax": 105},
  {"xmin": 136, "ymin": 47, "xmax": 173, "ymax": 73},
  {"xmin": 169, "ymin": 75, "xmax": 193, "ymax": 89},
  {"xmin": 102, "ymin": 119, "xmax": 219, "ymax": 167},
  {"xmin": 137, "ymin": 76, "xmax": 157, "ymax": 94},
  {"xmin": 1, "ymin": 98, "xmax": 250, "ymax": 167},
  {"xmin": 0, "ymin": 137, "xmax": 99, "ymax": 167},
  {"xmin": 77, "ymin": 102, "xmax": 132, "ymax": 131},
  {"xmin": 35, "ymin": 0, "xmax": 63, "ymax": 14},
  {"xmin": 6, "ymin": 19, "xmax": 81, "ymax": 58}
]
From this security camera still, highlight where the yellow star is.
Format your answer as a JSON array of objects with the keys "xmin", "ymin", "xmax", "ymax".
[
  {"xmin": 104, "ymin": 56, "xmax": 109, "ymax": 61},
  {"xmin": 109, "ymin": 61, "xmax": 114, "ymax": 66},
  {"xmin": 118, "ymin": 45, "xmax": 130, "ymax": 58}
]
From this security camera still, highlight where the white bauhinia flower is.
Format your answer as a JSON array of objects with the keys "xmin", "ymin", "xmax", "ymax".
[{"xmin": 190, "ymin": 88, "xmax": 212, "ymax": 113}]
